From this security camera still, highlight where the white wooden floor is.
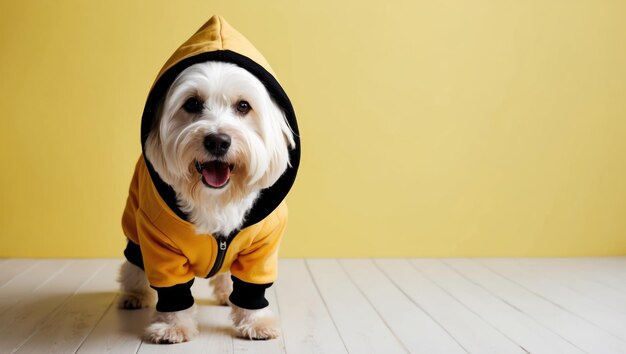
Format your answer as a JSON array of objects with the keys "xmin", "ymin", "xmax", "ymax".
[{"xmin": 0, "ymin": 258, "xmax": 625, "ymax": 354}]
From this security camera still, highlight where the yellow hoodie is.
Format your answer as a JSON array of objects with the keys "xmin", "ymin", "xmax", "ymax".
[{"xmin": 121, "ymin": 15, "xmax": 300, "ymax": 312}]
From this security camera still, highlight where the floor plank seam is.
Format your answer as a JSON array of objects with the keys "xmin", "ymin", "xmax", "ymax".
[
  {"xmin": 512, "ymin": 259, "xmax": 626, "ymax": 314},
  {"xmin": 74, "ymin": 293, "xmax": 119, "ymax": 354},
  {"xmin": 478, "ymin": 259, "xmax": 626, "ymax": 344},
  {"xmin": 409, "ymin": 259, "xmax": 531, "ymax": 354},
  {"xmin": 0, "ymin": 260, "xmax": 40, "ymax": 289},
  {"xmin": 30, "ymin": 260, "xmax": 74, "ymax": 293},
  {"xmin": 440, "ymin": 259, "xmax": 588, "ymax": 354},
  {"xmin": 303, "ymin": 259, "xmax": 350, "ymax": 354},
  {"xmin": 12, "ymin": 261, "xmax": 107, "ymax": 353},
  {"xmin": 2, "ymin": 260, "xmax": 75, "ymax": 352},
  {"xmin": 373, "ymin": 259, "xmax": 471, "ymax": 354},
  {"xmin": 268, "ymin": 287, "xmax": 288, "ymax": 353},
  {"xmin": 338, "ymin": 259, "xmax": 410, "ymax": 354},
  {"xmin": 3, "ymin": 258, "xmax": 626, "ymax": 353}
]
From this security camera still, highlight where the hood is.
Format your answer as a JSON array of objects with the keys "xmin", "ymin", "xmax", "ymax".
[{"xmin": 140, "ymin": 15, "xmax": 300, "ymax": 231}]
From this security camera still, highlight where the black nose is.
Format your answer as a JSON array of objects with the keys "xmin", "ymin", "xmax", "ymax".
[{"xmin": 204, "ymin": 133, "xmax": 231, "ymax": 157}]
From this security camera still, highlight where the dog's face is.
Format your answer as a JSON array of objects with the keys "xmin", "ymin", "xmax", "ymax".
[{"xmin": 145, "ymin": 62, "xmax": 295, "ymax": 205}]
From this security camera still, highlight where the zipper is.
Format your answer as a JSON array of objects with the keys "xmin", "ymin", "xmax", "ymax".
[{"xmin": 206, "ymin": 236, "xmax": 232, "ymax": 278}]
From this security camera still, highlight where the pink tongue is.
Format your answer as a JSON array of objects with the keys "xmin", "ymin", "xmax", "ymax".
[{"xmin": 201, "ymin": 162, "xmax": 231, "ymax": 188}]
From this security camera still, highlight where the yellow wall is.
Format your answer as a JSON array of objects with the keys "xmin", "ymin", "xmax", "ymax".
[{"xmin": 1, "ymin": 1, "xmax": 625, "ymax": 258}]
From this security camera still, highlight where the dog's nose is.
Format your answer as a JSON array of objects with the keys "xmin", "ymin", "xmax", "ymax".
[{"xmin": 204, "ymin": 133, "xmax": 231, "ymax": 157}]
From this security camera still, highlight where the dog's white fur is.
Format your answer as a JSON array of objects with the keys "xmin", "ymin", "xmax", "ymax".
[
  {"xmin": 209, "ymin": 272, "xmax": 234, "ymax": 306},
  {"xmin": 118, "ymin": 61, "xmax": 293, "ymax": 343},
  {"xmin": 230, "ymin": 305, "xmax": 280, "ymax": 339},
  {"xmin": 145, "ymin": 305, "xmax": 199, "ymax": 344},
  {"xmin": 145, "ymin": 62, "xmax": 294, "ymax": 235},
  {"xmin": 117, "ymin": 261, "xmax": 156, "ymax": 309}
]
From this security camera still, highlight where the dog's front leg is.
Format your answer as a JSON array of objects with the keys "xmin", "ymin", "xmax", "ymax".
[
  {"xmin": 144, "ymin": 305, "xmax": 199, "ymax": 344},
  {"xmin": 230, "ymin": 304, "xmax": 280, "ymax": 340},
  {"xmin": 210, "ymin": 272, "xmax": 233, "ymax": 305},
  {"xmin": 117, "ymin": 261, "xmax": 156, "ymax": 309}
]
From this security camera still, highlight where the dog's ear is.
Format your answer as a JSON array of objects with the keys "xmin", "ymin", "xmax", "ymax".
[
  {"xmin": 267, "ymin": 97, "xmax": 295, "ymax": 151},
  {"xmin": 144, "ymin": 96, "xmax": 175, "ymax": 185},
  {"xmin": 256, "ymin": 100, "xmax": 294, "ymax": 189},
  {"xmin": 145, "ymin": 128, "xmax": 169, "ymax": 182},
  {"xmin": 280, "ymin": 110, "xmax": 296, "ymax": 151}
]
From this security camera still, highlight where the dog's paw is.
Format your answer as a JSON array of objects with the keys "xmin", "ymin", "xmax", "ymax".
[
  {"xmin": 144, "ymin": 321, "xmax": 198, "ymax": 344},
  {"xmin": 234, "ymin": 320, "xmax": 280, "ymax": 340},
  {"xmin": 230, "ymin": 305, "xmax": 280, "ymax": 340},
  {"xmin": 144, "ymin": 305, "xmax": 198, "ymax": 344},
  {"xmin": 118, "ymin": 291, "xmax": 155, "ymax": 309}
]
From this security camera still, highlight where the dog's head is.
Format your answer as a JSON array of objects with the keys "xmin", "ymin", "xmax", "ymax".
[{"xmin": 145, "ymin": 61, "xmax": 295, "ymax": 204}]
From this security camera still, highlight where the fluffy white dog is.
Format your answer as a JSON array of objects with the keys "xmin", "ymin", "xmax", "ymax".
[
  {"xmin": 118, "ymin": 61, "xmax": 295, "ymax": 343},
  {"xmin": 117, "ymin": 15, "xmax": 300, "ymax": 344}
]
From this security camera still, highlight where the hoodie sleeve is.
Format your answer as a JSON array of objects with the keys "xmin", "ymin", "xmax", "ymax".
[
  {"xmin": 136, "ymin": 210, "xmax": 196, "ymax": 312},
  {"xmin": 229, "ymin": 204, "xmax": 287, "ymax": 309}
]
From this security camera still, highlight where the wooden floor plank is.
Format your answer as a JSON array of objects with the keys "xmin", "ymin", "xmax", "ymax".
[
  {"xmin": 445, "ymin": 259, "xmax": 626, "ymax": 354},
  {"xmin": 411, "ymin": 259, "xmax": 585, "ymax": 354},
  {"xmin": 341, "ymin": 259, "xmax": 466, "ymax": 354},
  {"xmin": 0, "ymin": 259, "xmax": 40, "ymax": 287},
  {"xmin": 275, "ymin": 259, "xmax": 347, "ymax": 354},
  {"xmin": 579, "ymin": 258, "xmax": 626, "ymax": 292},
  {"xmin": 76, "ymin": 300, "xmax": 149, "ymax": 354},
  {"xmin": 0, "ymin": 259, "xmax": 105, "ymax": 353},
  {"xmin": 535, "ymin": 258, "xmax": 626, "ymax": 294},
  {"xmin": 307, "ymin": 259, "xmax": 407, "ymax": 354},
  {"xmin": 518, "ymin": 258, "xmax": 626, "ymax": 314},
  {"xmin": 0, "ymin": 259, "xmax": 70, "ymax": 315},
  {"xmin": 480, "ymin": 258, "xmax": 626, "ymax": 342},
  {"xmin": 2, "ymin": 257, "xmax": 626, "ymax": 354},
  {"xmin": 15, "ymin": 259, "xmax": 121, "ymax": 354},
  {"xmin": 376, "ymin": 259, "xmax": 526, "ymax": 354}
]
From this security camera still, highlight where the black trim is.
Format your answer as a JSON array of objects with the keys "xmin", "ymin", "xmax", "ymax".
[
  {"xmin": 123, "ymin": 240, "xmax": 144, "ymax": 270},
  {"xmin": 229, "ymin": 276, "xmax": 272, "ymax": 310},
  {"xmin": 124, "ymin": 241, "xmax": 195, "ymax": 312},
  {"xmin": 140, "ymin": 50, "xmax": 301, "ymax": 226},
  {"xmin": 152, "ymin": 279, "xmax": 195, "ymax": 312}
]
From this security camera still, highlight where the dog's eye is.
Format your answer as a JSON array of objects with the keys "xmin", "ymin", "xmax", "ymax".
[
  {"xmin": 182, "ymin": 97, "xmax": 203, "ymax": 114},
  {"xmin": 235, "ymin": 100, "xmax": 251, "ymax": 115}
]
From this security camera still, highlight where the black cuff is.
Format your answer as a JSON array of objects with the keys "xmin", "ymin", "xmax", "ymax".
[
  {"xmin": 229, "ymin": 276, "xmax": 272, "ymax": 310},
  {"xmin": 152, "ymin": 279, "xmax": 195, "ymax": 312},
  {"xmin": 123, "ymin": 240, "xmax": 144, "ymax": 270}
]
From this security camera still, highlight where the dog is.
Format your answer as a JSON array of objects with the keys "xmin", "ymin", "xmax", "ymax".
[{"xmin": 116, "ymin": 16, "xmax": 300, "ymax": 344}]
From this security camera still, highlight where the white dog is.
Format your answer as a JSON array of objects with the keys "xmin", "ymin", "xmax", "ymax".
[
  {"xmin": 118, "ymin": 61, "xmax": 295, "ymax": 343},
  {"xmin": 116, "ymin": 15, "xmax": 300, "ymax": 345}
]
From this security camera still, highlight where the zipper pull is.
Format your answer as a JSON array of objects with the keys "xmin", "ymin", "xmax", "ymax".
[{"xmin": 219, "ymin": 240, "xmax": 227, "ymax": 251}]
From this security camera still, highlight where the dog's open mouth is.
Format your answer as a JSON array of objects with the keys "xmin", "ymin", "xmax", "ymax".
[{"xmin": 195, "ymin": 160, "xmax": 234, "ymax": 189}]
